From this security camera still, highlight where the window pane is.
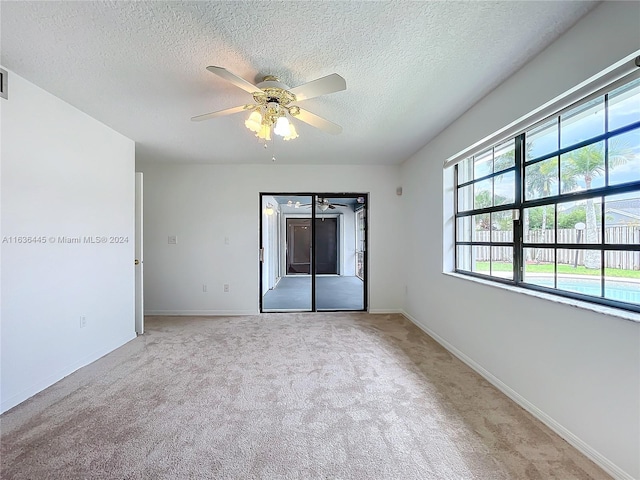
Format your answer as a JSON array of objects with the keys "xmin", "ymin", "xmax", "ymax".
[
  {"xmin": 474, "ymin": 179, "xmax": 492, "ymax": 209},
  {"xmin": 604, "ymin": 192, "xmax": 640, "ymax": 243},
  {"xmin": 560, "ymin": 97, "xmax": 605, "ymax": 148},
  {"xmin": 491, "ymin": 246, "xmax": 513, "ymax": 280},
  {"xmin": 524, "ymin": 206, "xmax": 555, "ymax": 243},
  {"xmin": 557, "ymin": 200, "xmax": 601, "ymax": 244},
  {"xmin": 474, "ymin": 149, "xmax": 493, "ymax": 179},
  {"xmin": 473, "ymin": 214, "xmax": 490, "ymax": 241},
  {"xmin": 456, "ymin": 245, "xmax": 472, "ymax": 271},
  {"xmin": 494, "ymin": 139, "xmax": 515, "ymax": 173},
  {"xmin": 608, "ymin": 128, "xmax": 640, "ymax": 186},
  {"xmin": 523, "ymin": 248, "xmax": 554, "ymax": 287},
  {"xmin": 609, "ymin": 77, "xmax": 640, "ymax": 132},
  {"xmin": 605, "ymin": 252, "xmax": 640, "ymax": 305},
  {"xmin": 560, "ymin": 142, "xmax": 605, "ymax": 193},
  {"xmin": 556, "ymin": 249, "xmax": 602, "ymax": 294},
  {"xmin": 472, "ymin": 246, "xmax": 490, "ymax": 274},
  {"xmin": 494, "ymin": 171, "xmax": 515, "ymax": 205},
  {"xmin": 456, "ymin": 216, "xmax": 472, "ymax": 242},
  {"xmin": 458, "ymin": 157, "xmax": 474, "ymax": 184},
  {"xmin": 457, "ymin": 184, "xmax": 474, "ymax": 212},
  {"xmin": 557, "ymin": 248, "xmax": 602, "ymax": 272},
  {"xmin": 491, "ymin": 210, "xmax": 514, "ymax": 242},
  {"xmin": 525, "ymin": 157, "xmax": 558, "ymax": 200},
  {"xmin": 527, "ymin": 118, "xmax": 558, "ymax": 160}
]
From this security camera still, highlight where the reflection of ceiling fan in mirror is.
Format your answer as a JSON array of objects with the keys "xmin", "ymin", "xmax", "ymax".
[
  {"xmin": 301, "ymin": 198, "xmax": 349, "ymax": 211},
  {"xmin": 191, "ymin": 66, "xmax": 346, "ymax": 141}
]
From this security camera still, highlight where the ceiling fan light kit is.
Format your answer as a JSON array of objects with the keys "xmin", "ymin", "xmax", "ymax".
[
  {"xmin": 244, "ymin": 100, "xmax": 299, "ymax": 141},
  {"xmin": 192, "ymin": 66, "xmax": 346, "ymax": 143}
]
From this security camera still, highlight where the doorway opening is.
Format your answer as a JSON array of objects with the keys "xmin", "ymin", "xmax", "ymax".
[
  {"xmin": 286, "ymin": 218, "xmax": 338, "ymax": 275},
  {"xmin": 260, "ymin": 193, "xmax": 368, "ymax": 312}
]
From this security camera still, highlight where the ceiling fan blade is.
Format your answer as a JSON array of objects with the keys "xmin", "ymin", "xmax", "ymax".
[
  {"xmin": 206, "ymin": 66, "xmax": 260, "ymax": 94},
  {"xmin": 289, "ymin": 73, "xmax": 346, "ymax": 101},
  {"xmin": 293, "ymin": 108, "xmax": 342, "ymax": 135},
  {"xmin": 191, "ymin": 105, "xmax": 252, "ymax": 122}
]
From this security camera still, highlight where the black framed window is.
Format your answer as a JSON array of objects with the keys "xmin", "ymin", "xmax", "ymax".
[{"xmin": 455, "ymin": 76, "xmax": 640, "ymax": 313}]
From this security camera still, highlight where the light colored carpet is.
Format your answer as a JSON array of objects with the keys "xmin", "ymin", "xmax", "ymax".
[{"xmin": 1, "ymin": 313, "xmax": 610, "ymax": 479}]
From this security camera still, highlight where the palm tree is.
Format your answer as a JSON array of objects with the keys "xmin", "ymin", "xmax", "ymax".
[
  {"xmin": 561, "ymin": 140, "xmax": 632, "ymax": 268},
  {"xmin": 526, "ymin": 157, "xmax": 558, "ymax": 236},
  {"xmin": 524, "ymin": 157, "xmax": 562, "ymax": 262}
]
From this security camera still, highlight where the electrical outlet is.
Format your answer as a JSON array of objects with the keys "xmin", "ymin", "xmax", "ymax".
[
  {"xmin": 202, "ymin": 284, "xmax": 207, "ymax": 292},
  {"xmin": 80, "ymin": 316, "xmax": 87, "ymax": 328},
  {"xmin": 168, "ymin": 235, "xmax": 177, "ymax": 245},
  {"xmin": 223, "ymin": 284, "xmax": 230, "ymax": 293}
]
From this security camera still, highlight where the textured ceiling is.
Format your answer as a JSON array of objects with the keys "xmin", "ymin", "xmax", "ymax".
[{"xmin": 1, "ymin": 1, "xmax": 599, "ymax": 165}]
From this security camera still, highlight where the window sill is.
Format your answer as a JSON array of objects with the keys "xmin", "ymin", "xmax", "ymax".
[{"xmin": 442, "ymin": 271, "xmax": 640, "ymax": 324}]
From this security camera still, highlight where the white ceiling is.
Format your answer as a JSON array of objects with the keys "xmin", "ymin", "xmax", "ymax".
[{"xmin": 1, "ymin": 1, "xmax": 599, "ymax": 166}]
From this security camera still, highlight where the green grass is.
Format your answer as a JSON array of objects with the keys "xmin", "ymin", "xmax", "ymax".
[{"xmin": 474, "ymin": 262, "xmax": 640, "ymax": 279}]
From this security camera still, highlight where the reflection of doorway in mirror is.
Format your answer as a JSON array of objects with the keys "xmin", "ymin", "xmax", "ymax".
[
  {"xmin": 286, "ymin": 219, "xmax": 311, "ymax": 274},
  {"xmin": 286, "ymin": 218, "xmax": 338, "ymax": 275}
]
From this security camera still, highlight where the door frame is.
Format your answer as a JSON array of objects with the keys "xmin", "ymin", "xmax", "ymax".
[
  {"xmin": 135, "ymin": 172, "xmax": 144, "ymax": 335},
  {"xmin": 259, "ymin": 192, "xmax": 368, "ymax": 313},
  {"xmin": 285, "ymin": 218, "xmax": 313, "ymax": 275}
]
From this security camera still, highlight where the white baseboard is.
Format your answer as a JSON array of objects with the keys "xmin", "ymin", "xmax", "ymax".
[
  {"xmin": 400, "ymin": 310, "xmax": 634, "ymax": 480},
  {"xmin": 147, "ymin": 310, "xmax": 402, "ymax": 316},
  {"xmin": 1, "ymin": 332, "xmax": 136, "ymax": 414},
  {"xmin": 145, "ymin": 310, "xmax": 259, "ymax": 316}
]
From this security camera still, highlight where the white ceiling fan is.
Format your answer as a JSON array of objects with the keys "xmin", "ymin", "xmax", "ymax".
[{"xmin": 191, "ymin": 66, "xmax": 346, "ymax": 141}]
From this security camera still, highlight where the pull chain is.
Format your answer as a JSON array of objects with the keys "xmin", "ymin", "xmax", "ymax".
[{"xmin": 271, "ymin": 136, "xmax": 277, "ymax": 162}]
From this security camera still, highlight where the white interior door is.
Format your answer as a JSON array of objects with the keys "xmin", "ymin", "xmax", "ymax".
[{"xmin": 135, "ymin": 172, "xmax": 144, "ymax": 334}]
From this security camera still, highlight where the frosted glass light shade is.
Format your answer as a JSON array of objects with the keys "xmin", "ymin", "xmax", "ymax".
[
  {"xmin": 274, "ymin": 116, "xmax": 291, "ymax": 137},
  {"xmin": 257, "ymin": 124, "xmax": 271, "ymax": 140},
  {"xmin": 245, "ymin": 111, "xmax": 262, "ymax": 133},
  {"xmin": 283, "ymin": 123, "xmax": 298, "ymax": 141}
]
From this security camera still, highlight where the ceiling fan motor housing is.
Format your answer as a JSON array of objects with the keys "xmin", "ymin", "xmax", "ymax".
[
  {"xmin": 253, "ymin": 76, "xmax": 297, "ymax": 107},
  {"xmin": 257, "ymin": 75, "xmax": 289, "ymax": 89}
]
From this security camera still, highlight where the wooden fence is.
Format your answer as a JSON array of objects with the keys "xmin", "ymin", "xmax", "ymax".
[{"xmin": 473, "ymin": 226, "xmax": 640, "ymax": 269}]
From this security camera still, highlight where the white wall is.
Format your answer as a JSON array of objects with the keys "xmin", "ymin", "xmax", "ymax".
[
  {"xmin": 1, "ymin": 70, "xmax": 136, "ymax": 413},
  {"xmin": 137, "ymin": 164, "xmax": 402, "ymax": 315},
  {"xmin": 401, "ymin": 2, "xmax": 640, "ymax": 479}
]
